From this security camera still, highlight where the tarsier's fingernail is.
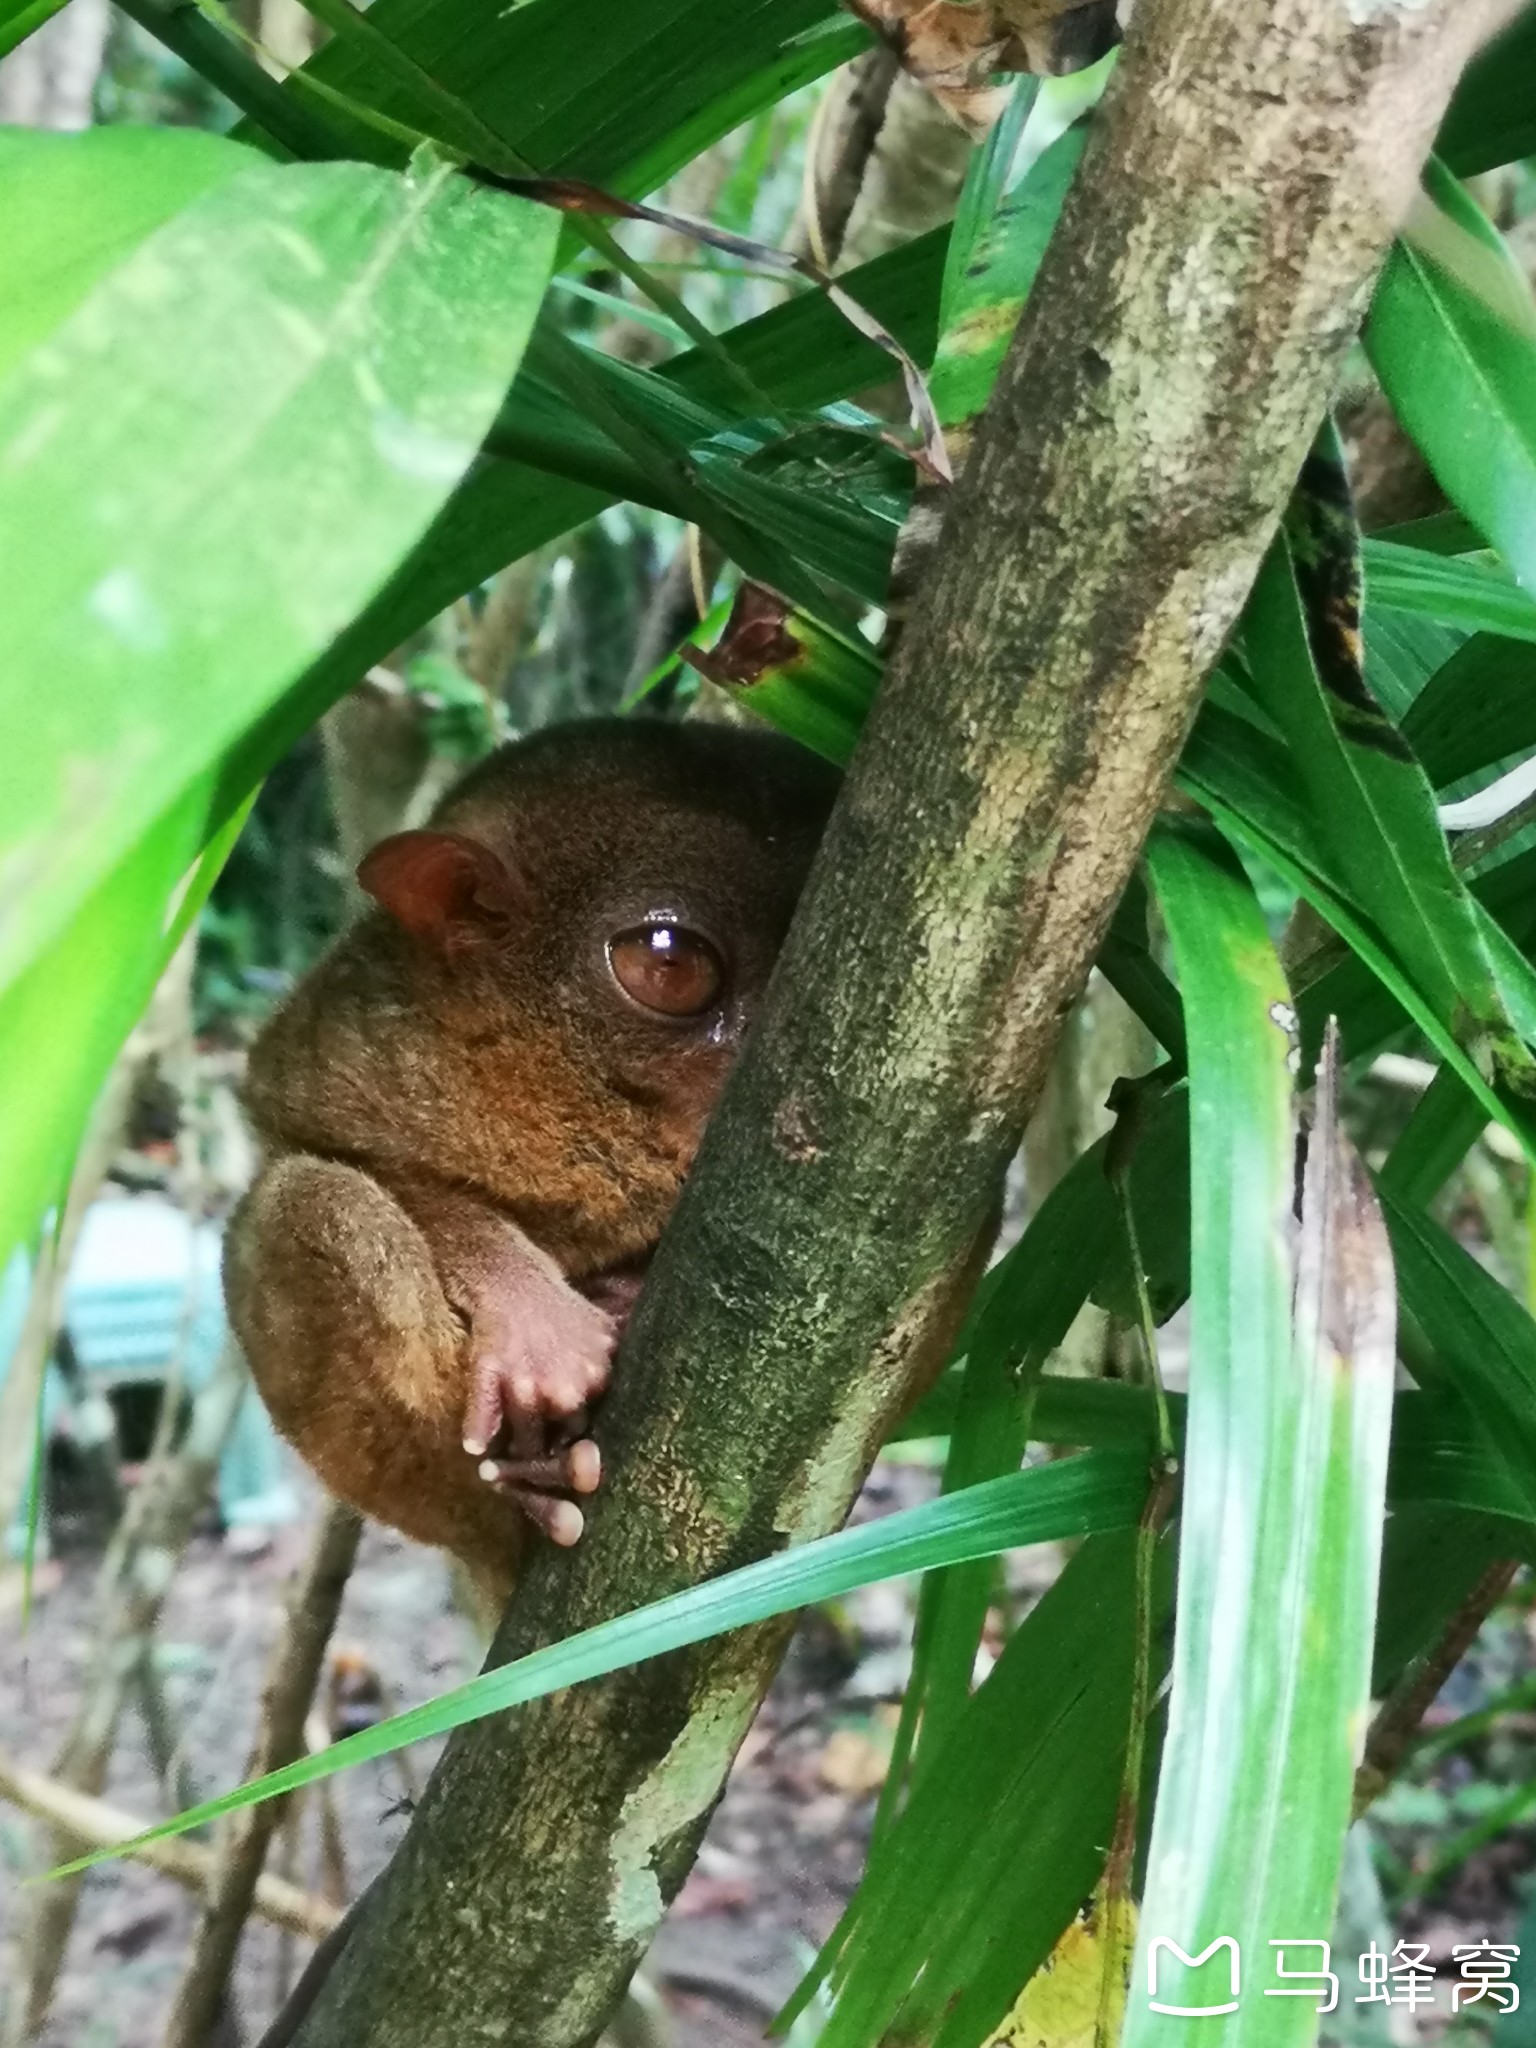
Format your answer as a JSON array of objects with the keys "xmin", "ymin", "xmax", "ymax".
[
  {"xmin": 478, "ymin": 1459, "xmax": 500, "ymax": 1484},
  {"xmin": 567, "ymin": 1440, "xmax": 602, "ymax": 1495},
  {"xmin": 549, "ymin": 1501, "xmax": 585, "ymax": 1547},
  {"xmin": 463, "ymin": 1436, "xmax": 487, "ymax": 1458}
]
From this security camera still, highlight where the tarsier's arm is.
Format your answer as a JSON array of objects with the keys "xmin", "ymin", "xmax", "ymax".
[
  {"xmin": 227, "ymin": 1157, "xmax": 607, "ymax": 1557},
  {"xmin": 382, "ymin": 1175, "xmax": 611, "ymax": 1502}
]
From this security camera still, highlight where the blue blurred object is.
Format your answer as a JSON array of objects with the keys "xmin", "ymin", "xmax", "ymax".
[{"xmin": 0, "ymin": 1194, "xmax": 299, "ymax": 1556}]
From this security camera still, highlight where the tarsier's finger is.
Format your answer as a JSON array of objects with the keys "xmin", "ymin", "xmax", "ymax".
[
  {"xmin": 461, "ymin": 1360, "xmax": 505, "ymax": 1458},
  {"xmin": 566, "ymin": 1438, "xmax": 601, "ymax": 1494},
  {"xmin": 477, "ymin": 1440, "xmax": 601, "ymax": 1497},
  {"xmin": 503, "ymin": 1487, "xmax": 584, "ymax": 1546}
]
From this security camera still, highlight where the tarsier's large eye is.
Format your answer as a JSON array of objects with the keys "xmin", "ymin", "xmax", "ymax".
[{"xmin": 607, "ymin": 924, "xmax": 724, "ymax": 1018}]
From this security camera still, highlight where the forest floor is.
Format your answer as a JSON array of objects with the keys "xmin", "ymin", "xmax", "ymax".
[{"xmin": 0, "ymin": 1451, "xmax": 984, "ymax": 2048}]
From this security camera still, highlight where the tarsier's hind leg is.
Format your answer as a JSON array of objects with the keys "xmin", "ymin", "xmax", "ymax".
[{"xmin": 224, "ymin": 1155, "xmax": 521, "ymax": 1592}]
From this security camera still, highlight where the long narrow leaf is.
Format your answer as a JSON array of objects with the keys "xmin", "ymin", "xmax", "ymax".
[
  {"xmin": 788, "ymin": 1532, "xmax": 1156, "ymax": 2048},
  {"xmin": 1365, "ymin": 540, "xmax": 1536, "ymax": 645},
  {"xmin": 216, "ymin": 227, "xmax": 949, "ymax": 804},
  {"xmin": 1434, "ymin": 4, "xmax": 1536, "ymax": 179},
  {"xmin": 1385, "ymin": 1193, "xmax": 1536, "ymax": 1519},
  {"xmin": 1126, "ymin": 826, "xmax": 1395, "ymax": 2048},
  {"xmin": 1244, "ymin": 433, "xmax": 1532, "ymax": 1095},
  {"xmin": 1366, "ymin": 155, "xmax": 1536, "ymax": 594},
  {"xmin": 46, "ymin": 1449, "xmax": 1148, "ymax": 1877},
  {"xmin": 1177, "ymin": 702, "xmax": 1536, "ymax": 1159},
  {"xmin": 251, "ymin": 0, "xmax": 861, "ymax": 195}
]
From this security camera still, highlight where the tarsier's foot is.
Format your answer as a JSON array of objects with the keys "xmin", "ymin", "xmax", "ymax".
[
  {"xmin": 460, "ymin": 1269, "xmax": 616, "ymax": 1544},
  {"xmin": 476, "ymin": 1411, "xmax": 603, "ymax": 1546}
]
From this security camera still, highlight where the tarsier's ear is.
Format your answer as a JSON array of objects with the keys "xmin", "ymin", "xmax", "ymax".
[{"xmin": 357, "ymin": 831, "xmax": 526, "ymax": 956}]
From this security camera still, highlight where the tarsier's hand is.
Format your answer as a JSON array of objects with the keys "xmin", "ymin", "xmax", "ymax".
[{"xmin": 459, "ymin": 1254, "xmax": 616, "ymax": 1547}]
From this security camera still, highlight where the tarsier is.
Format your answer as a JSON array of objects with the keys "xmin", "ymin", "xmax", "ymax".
[{"xmin": 225, "ymin": 720, "xmax": 837, "ymax": 1611}]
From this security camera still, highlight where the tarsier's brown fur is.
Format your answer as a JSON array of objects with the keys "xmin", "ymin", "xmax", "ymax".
[{"xmin": 226, "ymin": 721, "xmax": 836, "ymax": 1611}]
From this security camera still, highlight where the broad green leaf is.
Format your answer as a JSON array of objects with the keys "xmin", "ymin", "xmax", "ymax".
[
  {"xmin": 1434, "ymin": 2, "xmax": 1536, "ymax": 177},
  {"xmin": 0, "ymin": 126, "xmax": 250, "ymax": 376},
  {"xmin": 0, "ymin": 144, "xmax": 555, "ymax": 998},
  {"xmin": 50, "ymin": 1450, "xmax": 1149, "ymax": 1875},
  {"xmin": 1127, "ymin": 824, "xmax": 1394, "ymax": 2048},
  {"xmin": 1366, "ymin": 156, "xmax": 1536, "ymax": 594},
  {"xmin": 0, "ymin": 136, "xmax": 557, "ymax": 1256},
  {"xmin": 0, "ymin": 791, "xmax": 211, "ymax": 1264},
  {"xmin": 0, "ymin": 0, "xmax": 66, "ymax": 60}
]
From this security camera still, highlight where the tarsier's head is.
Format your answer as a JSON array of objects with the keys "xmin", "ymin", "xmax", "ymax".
[{"xmin": 356, "ymin": 718, "xmax": 839, "ymax": 1142}]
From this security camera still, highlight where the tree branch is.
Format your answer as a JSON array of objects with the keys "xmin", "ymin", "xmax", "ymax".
[
  {"xmin": 290, "ymin": 4, "xmax": 1520, "ymax": 2043},
  {"xmin": 0, "ymin": 1751, "xmax": 341, "ymax": 1943},
  {"xmin": 3, "ymin": 1339, "xmax": 248, "ymax": 2046},
  {"xmin": 163, "ymin": 1499, "xmax": 363, "ymax": 2048}
]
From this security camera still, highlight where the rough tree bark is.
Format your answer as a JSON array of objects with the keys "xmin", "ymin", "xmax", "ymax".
[{"xmin": 291, "ymin": 3, "xmax": 1520, "ymax": 2043}]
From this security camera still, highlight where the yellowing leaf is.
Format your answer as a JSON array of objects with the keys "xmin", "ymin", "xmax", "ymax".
[{"xmin": 985, "ymin": 1892, "xmax": 1135, "ymax": 2048}]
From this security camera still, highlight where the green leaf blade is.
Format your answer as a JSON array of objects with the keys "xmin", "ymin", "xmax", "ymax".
[
  {"xmin": 1366, "ymin": 157, "xmax": 1536, "ymax": 595},
  {"xmin": 0, "ymin": 143, "xmax": 556, "ymax": 1000},
  {"xmin": 1127, "ymin": 825, "xmax": 1395, "ymax": 2048},
  {"xmin": 45, "ymin": 1450, "xmax": 1148, "ymax": 1879},
  {"xmin": 0, "ymin": 134, "xmax": 557, "ymax": 1259}
]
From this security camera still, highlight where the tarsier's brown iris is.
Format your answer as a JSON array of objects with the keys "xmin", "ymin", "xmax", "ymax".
[{"xmin": 607, "ymin": 924, "xmax": 724, "ymax": 1017}]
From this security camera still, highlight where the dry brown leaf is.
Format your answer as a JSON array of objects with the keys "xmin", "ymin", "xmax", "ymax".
[{"xmin": 845, "ymin": 0, "xmax": 1121, "ymax": 136}]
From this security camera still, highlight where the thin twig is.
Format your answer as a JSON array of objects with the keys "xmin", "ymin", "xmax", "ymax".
[
  {"xmin": 162, "ymin": 1498, "xmax": 364, "ymax": 2048},
  {"xmin": 2, "ymin": 1341, "xmax": 250, "ymax": 2047},
  {"xmin": 1353, "ymin": 1558, "xmax": 1521, "ymax": 1818},
  {"xmin": 0, "ymin": 1752, "xmax": 339, "ymax": 1942},
  {"xmin": 135, "ymin": 1651, "xmax": 202, "ymax": 1820}
]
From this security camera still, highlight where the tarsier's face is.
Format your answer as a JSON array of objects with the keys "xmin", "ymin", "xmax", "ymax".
[{"xmin": 355, "ymin": 722, "xmax": 838, "ymax": 1130}]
